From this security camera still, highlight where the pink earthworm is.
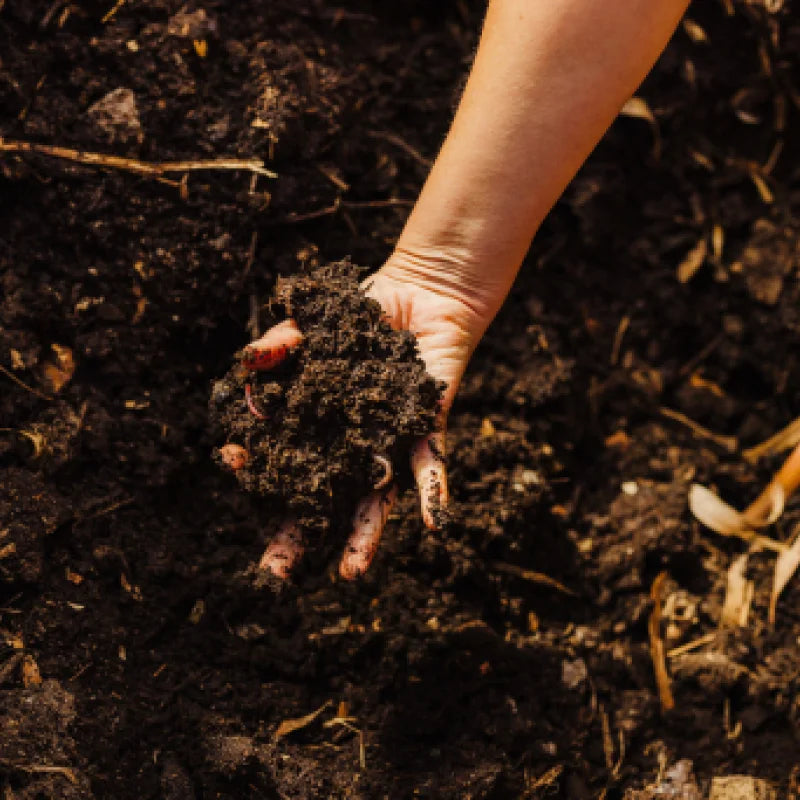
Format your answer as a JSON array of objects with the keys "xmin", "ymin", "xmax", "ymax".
[{"xmin": 244, "ymin": 383, "xmax": 266, "ymax": 419}]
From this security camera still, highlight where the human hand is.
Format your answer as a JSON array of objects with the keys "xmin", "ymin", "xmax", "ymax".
[{"xmin": 220, "ymin": 252, "xmax": 493, "ymax": 580}]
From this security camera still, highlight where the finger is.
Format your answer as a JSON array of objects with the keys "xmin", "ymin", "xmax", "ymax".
[
  {"xmin": 219, "ymin": 443, "xmax": 249, "ymax": 471},
  {"xmin": 259, "ymin": 521, "xmax": 304, "ymax": 579},
  {"xmin": 339, "ymin": 486, "xmax": 398, "ymax": 580},
  {"xmin": 411, "ymin": 431, "xmax": 448, "ymax": 529},
  {"xmin": 243, "ymin": 319, "xmax": 304, "ymax": 370}
]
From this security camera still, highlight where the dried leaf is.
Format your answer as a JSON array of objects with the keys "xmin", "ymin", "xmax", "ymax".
[
  {"xmin": 677, "ymin": 238, "xmax": 707, "ymax": 283},
  {"xmin": 689, "ymin": 483, "xmax": 785, "ymax": 552},
  {"xmin": 689, "ymin": 484, "xmax": 748, "ymax": 535},
  {"xmin": 274, "ymin": 700, "xmax": 331, "ymax": 741},
  {"xmin": 769, "ymin": 526, "xmax": 800, "ymax": 625},
  {"xmin": 721, "ymin": 553, "xmax": 754, "ymax": 628}
]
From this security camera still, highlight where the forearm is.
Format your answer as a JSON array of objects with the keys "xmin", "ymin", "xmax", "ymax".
[{"xmin": 388, "ymin": 0, "xmax": 689, "ymax": 323}]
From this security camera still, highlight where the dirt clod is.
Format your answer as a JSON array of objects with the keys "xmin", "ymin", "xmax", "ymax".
[{"xmin": 211, "ymin": 260, "xmax": 442, "ymax": 540}]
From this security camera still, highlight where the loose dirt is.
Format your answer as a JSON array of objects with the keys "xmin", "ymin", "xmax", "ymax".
[
  {"xmin": 211, "ymin": 260, "xmax": 441, "ymax": 541},
  {"xmin": 2, "ymin": 1, "xmax": 800, "ymax": 798}
]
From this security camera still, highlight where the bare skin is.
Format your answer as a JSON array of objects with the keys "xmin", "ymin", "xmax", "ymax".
[{"xmin": 228, "ymin": 0, "xmax": 690, "ymax": 579}]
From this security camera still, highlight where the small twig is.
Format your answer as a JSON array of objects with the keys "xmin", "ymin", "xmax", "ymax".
[
  {"xmin": 243, "ymin": 231, "xmax": 258, "ymax": 278},
  {"xmin": 344, "ymin": 198, "xmax": 414, "ymax": 210},
  {"xmin": 279, "ymin": 196, "xmax": 414, "ymax": 225},
  {"xmin": 316, "ymin": 164, "xmax": 349, "ymax": 191},
  {"xmin": 677, "ymin": 333, "xmax": 723, "ymax": 378},
  {"xmin": 648, "ymin": 571, "xmax": 675, "ymax": 712},
  {"xmin": 101, "ymin": 0, "xmax": 125, "ymax": 23},
  {"xmin": 5, "ymin": 763, "xmax": 79, "ymax": 784},
  {"xmin": 368, "ymin": 130, "xmax": 432, "ymax": 167},
  {"xmin": 743, "ymin": 416, "xmax": 800, "ymax": 463},
  {"xmin": 281, "ymin": 199, "xmax": 341, "ymax": 223},
  {"xmin": 491, "ymin": 561, "xmax": 577, "ymax": 596},
  {"xmin": 82, "ymin": 498, "xmax": 134, "ymax": 521},
  {"xmin": 247, "ymin": 292, "xmax": 260, "ymax": 340},
  {"xmin": 0, "ymin": 137, "xmax": 277, "ymax": 179},
  {"xmin": 0, "ymin": 653, "xmax": 23, "ymax": 685},
  {"xmin": 667, "ymin": 632, "xmax": 716, "ymax": 659},
  {"xmin": 610, "ymin": 315, "xmax": 630, "ymax": 365},
  {"xmin": 0, "ymin": 364, "xmax": 52, "ymax": 401},
  {"xmin": 659, "ymin": 407, "xmax": 738, "ymax": 453}
]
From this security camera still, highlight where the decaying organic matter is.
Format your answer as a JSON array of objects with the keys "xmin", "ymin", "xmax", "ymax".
[{"xmin": 210, "ymin": 260, "xmax": 442, "ymax": 540}]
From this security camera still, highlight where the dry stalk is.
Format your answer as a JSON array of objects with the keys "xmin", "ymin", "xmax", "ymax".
[
  {"xmin": 648, "ymin": 571, "xmax": 675, "ymax": 712},
  {"xmin": 0, "ymin": 364, "xmax": 53, "ymax": 401},
  {"xmin": 0, "ymin": 137, "xmax": 277, "ymax": 179}
]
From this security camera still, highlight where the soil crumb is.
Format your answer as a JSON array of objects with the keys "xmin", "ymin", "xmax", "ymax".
[{"xmin": 211, "ymin": 260, "xmax": 442, "ymax": 542}]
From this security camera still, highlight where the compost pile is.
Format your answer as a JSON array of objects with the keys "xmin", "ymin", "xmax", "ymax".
[
  {"xmin": 3, "ymin": 0, "xmax": 800, "ymax": 798},
  {"xmin": 211, "ymin": 260, "xmax": 441, "ymax": 536}
]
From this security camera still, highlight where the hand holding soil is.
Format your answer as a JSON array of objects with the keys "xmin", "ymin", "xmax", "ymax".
[{"xmin": 213, "ymin": 259, "xmax": 485, "ymax": 580}]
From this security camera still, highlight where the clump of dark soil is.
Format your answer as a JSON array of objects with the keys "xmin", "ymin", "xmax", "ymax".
[
  {"xmin": 4, "ymin": 0, "xmax": 800, "ymax": 797},
  {"xmin": 211, "ymin": 260, "xmax": 442, "ymax": 536}
]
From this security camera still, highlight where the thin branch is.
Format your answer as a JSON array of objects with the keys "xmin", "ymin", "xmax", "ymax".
[
  {"xmin": 0, "ymin": 137, "xmax": 277, "ymax": 179},
  {"xmin": 0, "ymin": 364, "xmax": 52, "ymax": 401},
  {"xmin": 659, "ymin": 406, "xmax": 738, "ymax": 453}
]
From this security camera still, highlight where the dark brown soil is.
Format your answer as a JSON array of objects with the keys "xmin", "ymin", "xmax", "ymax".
[
  {"xmin": 2, "ymin": 0, "xmax": 800, "ymax": 798},
  {"xmin": 211, "ymin": 259, "xmax": 441, "ymax": 540}
]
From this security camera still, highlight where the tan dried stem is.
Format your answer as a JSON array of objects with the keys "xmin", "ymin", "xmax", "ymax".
[
  {"xmin": 743, "ymin": 442, "xmax": 800, "ymax": 523},
  {"xmin": 0, "ymin": 137, "xmax": 277, "ymax": 179}
]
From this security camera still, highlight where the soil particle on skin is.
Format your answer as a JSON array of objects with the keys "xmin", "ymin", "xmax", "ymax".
[{"xmin": 211, "ymin": 260, "xmax": 442, "ymax": 540}]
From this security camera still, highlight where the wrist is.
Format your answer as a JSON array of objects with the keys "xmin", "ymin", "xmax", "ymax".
[{"xmin": 382, "ymin": 238, "xmax": 516, "ymax": 333}]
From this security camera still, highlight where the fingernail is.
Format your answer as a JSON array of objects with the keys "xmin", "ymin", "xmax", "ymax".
[
  {"xmin": 220, "ymin": 443, "xmax": 248, "ymax": 471},
  {"xmin": 242, "ymin": 344, "xmax": 290, "ymax": 370}
]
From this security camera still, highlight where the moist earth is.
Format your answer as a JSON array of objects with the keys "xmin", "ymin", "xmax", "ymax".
[
  {"xmin": 2, "ymin": 0, "xmax": 800, "ymax": 798},
  {"xmin": 210, "ymin": 259, "xmax": 441, "ymax": 542}
]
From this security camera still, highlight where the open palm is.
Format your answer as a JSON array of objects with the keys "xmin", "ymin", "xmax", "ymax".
[{"xmin": 220, "ymin": 262, "xmax": 485, "ymax": 580}]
